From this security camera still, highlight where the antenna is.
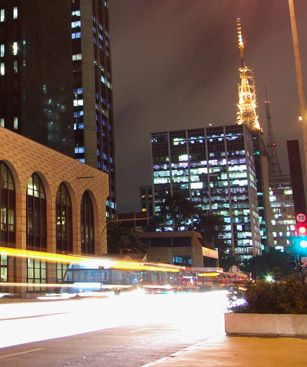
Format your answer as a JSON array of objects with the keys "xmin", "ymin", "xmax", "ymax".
[
  {"xmin": 236, "ymin": 18, "xmax": 262, "ymax": 132},
  {"xmin": 236, "ymin": 18, "xmax": 245, "ymax": 67}
]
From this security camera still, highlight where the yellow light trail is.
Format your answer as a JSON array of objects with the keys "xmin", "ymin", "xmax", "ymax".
[
  {"xmin": 197, "ymin": 272, "xmax": 220, "ymax": 278},
  {"xmin": 0, "ymin": 247, "xmax": 182, "ymax": 273},
  {"xmin": 0, "ymin": 282, "xmax": 133, "ymax": 289}
]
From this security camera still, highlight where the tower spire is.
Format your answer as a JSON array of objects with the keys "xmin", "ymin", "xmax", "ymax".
[
  {"xmin": 265, "ymin": 86, "xmax": 282, "ymax": 177},
  {"xmin": 236, "ymin": 18, "xmax": 262, "ymax": 132},
  {"xmin": 236, "ymin": 18, "xmax": 245, "ymax": 67}
]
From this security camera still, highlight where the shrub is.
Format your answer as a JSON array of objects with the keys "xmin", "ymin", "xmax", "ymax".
[{"xmin": 230, "ymin": 278, "xmax": 307, "ymax": 314}]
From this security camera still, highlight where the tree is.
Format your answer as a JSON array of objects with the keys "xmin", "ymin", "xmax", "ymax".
[
  {"xmin": 195, "ymin": 212, "xmax": 223, "ymax": 249},
  {"xmin": 242, "ymin": 248, "xmax": 296, "ymax": 280},
  {"xmin": 158, "ymin": 192, "xmax": 198, "ymax": 231},
  {"xmin": 107, "ymin": 222, "xmax": 147, "ymax": 254}
]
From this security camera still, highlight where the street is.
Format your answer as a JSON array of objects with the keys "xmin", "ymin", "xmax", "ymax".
[{"xmin": 0, "ymin": 290, "xmax": 228, "ymax": 366}]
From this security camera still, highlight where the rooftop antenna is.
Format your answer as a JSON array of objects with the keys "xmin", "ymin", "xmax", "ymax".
[
  {"xmin": 236, "ymin": 17, "xmax": 245, "ymax": 67},
  {"xmin": 236, "ymin": 18, "xmax": 262, "ymax": 132}
]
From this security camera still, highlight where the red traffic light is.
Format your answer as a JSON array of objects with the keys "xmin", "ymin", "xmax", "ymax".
[
  {"xmin": 298, "ymin": 225, "xmax": 307, "ymax": 235},
  {"xmin": 295, "ymin": 222, "xmax": 307, "ymax": 236}
]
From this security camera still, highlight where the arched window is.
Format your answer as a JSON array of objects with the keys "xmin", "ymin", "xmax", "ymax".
[
  {"xmin": 81, "ymin": 191, "xmax": 94, "ymax": 254},
  {"xmin": 0, "ymin": 162, "xmax": 15, "ymax": 246},
  {"xmin": 26, "ymin": 173, "xmax": 46, "ymax": 250},
  {"xmin": 56, "ymin": 183, "xmax": 72, "ymax": 252}
]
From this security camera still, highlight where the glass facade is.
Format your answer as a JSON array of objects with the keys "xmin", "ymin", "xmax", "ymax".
[
  {"xmin": 0, "ymin": 161, "xmax": 15, "ymax": 246},
  {"xmin": 81, "ymin": 191, "xmax": 95, "ymax": 254},
  {"xmin": 56, "ymin": 263, "xmax": 69, "ymax": 282},
  {"xmin": 139, "ymin": 185, "xmax": 153, "ymax": 216},
  {"xmin": 27, "ymin": 258, "xmax": 47, "ymax": 291},
  {"xmin": 26, "ymin": 173, "xmax": 47, "ymax": 250},
  {"xmin": 56, "ymin": 183, "xmax": 73, "ymax": 253},
  {"xmin": 269, "ymin": 175, "xmax": 295, "ymax": 249},
  {"xmin": 151, "ymin": 125, "xmax": 261, "ymax": 258},
  {"xmin": 0, "ymin": 254, "xmax": 7, "ymax": 282}
]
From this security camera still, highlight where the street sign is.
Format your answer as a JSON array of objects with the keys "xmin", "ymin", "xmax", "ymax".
[{"xmin": 296, "ymin": 213, "xmax": 306, "ymax": 223}]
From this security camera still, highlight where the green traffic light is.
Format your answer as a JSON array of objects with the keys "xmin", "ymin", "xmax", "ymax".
[
  {"xmin": 299, "ymin": 239, "xmax": 307, "ymax": 249},
  {"xmin": 291, "ymin": 235, "xmax": 307, "ymax": 254}
]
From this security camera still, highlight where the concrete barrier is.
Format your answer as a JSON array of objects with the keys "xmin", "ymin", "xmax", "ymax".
[{"xmin": 225, "ymin": 312, "xmax": 307, "ymax": 336}]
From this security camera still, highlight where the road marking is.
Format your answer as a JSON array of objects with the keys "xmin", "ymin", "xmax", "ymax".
[
  {"xmin": 0, "ymin": 348, "xmax": 44, "ymax": 359},
  {"xmin": 140, "ymin": 337, "xmax": 219, "ymax": 367}
]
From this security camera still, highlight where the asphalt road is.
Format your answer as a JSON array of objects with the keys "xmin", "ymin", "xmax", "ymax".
[{"xmin": 0, "ymin": 291, "xmax": 228, "ymax": 367}]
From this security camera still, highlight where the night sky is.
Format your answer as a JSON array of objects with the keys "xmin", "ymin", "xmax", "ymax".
[{"xmin": 109, "ymin": 0, "xmax": 307, "ymax": 212}]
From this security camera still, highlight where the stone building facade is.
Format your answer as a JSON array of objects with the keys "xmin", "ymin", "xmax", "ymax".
[{"xmin": 0, "ymin": 127, "xmax": 109, "ymax": 286}]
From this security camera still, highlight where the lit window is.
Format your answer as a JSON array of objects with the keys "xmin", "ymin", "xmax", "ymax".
[
  {"xmin": 74, "ymin": 87, "xmax": 83, "ymax": 95},
  {"xmin": 72, "ymin": 53, "xmax": 82, "ymax": 61},
  {"xmin": 72, "ymin": 32, "xmax": 81, "ymax": 39},
  {"xmin": 13, "ymin": 117, "xmax": 18, "ymax": 130},
  {"xmin": 13, "ymin": 60, "xmax": 18, "ymax": 73},
  {"xmin": 75, "ymin": 146, "xmax": 84, "ymax": 154},
  {"xmin": 72, "ymin": 10, "xmax": 81, "ymax": 17},
  {"xmin": 0, "ymin": 118, "xmax": 4, "ymax": 127},
  {"xmin": 26, "ymin": 174, "xmax": 46, "ymax": 250},
  {"xmin": 0, "ymin": 44, "xmax": 4, "ymax": 57},
  {"xmin": 0, "ymin": 62, "xmax": 5, "ymax": 76},
  {"xmin": 0, "ymin": 9, "xmax": 4, "ymax": 22},
  {"xmin": 71, "ymin": 20, "xmax": 81, "ymax": 28},
  {"xmin": 13, "ymin": 7, "xmax": 18, "ymax": 19},
  {"xmin": 12, "ymin": 42, "xmax": 18, "ymax": 55},
  {"xmin": 56, "ymin": 184, "xmax": 72, "ymax": 253},
  {"xmin": 73, "ymin": 99, "xmax": 83, "ymax": 107}
]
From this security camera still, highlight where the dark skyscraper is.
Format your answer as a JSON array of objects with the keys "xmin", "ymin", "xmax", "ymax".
[
  {"xmin": 72, "ymin": 0, "xmax": 116, "ymax": 216},
  {"xmin": 0, "ymin": 0, "xmax": 74, "ymax": 156},
  {"xmin": 0, "ymin": 0, "xmax": 116, "ymax": 215},
  {"xmin": 287, "ymin": 139, "xmax": 306, "ymax": 215}
]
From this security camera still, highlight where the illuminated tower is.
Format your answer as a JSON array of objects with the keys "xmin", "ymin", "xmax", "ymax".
[
  {"xmin": 236, "ymin": 18, "xmax": 261, "ymax": 132},
  {"xmin": 235, "ymin": 18, "xmax": 272, "ymax": 250}
]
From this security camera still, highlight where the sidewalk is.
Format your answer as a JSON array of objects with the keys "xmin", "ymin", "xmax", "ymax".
[{"xmin": 142, "ymin": 335, "xmax": 307, "ymax": 367}]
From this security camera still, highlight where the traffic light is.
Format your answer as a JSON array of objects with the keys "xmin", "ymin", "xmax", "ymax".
[
  {"xmin": 295, "ymin": 221, "xmax": 307, "ymax": 237},
  {"xmin": 294, "ymin": 217, "xmax": 307, "ymax": 252}
]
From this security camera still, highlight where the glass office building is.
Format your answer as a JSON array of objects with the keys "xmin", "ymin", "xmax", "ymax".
[
  {"xmin": 151, "ymin": 124, "xmax": 262, "ymax": 259},
  {"xmin": 269, "ymin": 175, "xmax": 296, "ymax": 249}
]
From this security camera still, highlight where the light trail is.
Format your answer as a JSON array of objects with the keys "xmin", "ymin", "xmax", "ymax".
[
  {"xmin": 0, "ymin": 291, "xmax": 229, "ymax": 349},
  {"xmin": 0, "ymin": 246, "xmax": 183, "ymax": 272}
]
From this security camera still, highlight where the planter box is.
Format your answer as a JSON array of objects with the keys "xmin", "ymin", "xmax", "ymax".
[{"xmin": 225, "ymin": 312, "xmax": 307, "ymax": 336}]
